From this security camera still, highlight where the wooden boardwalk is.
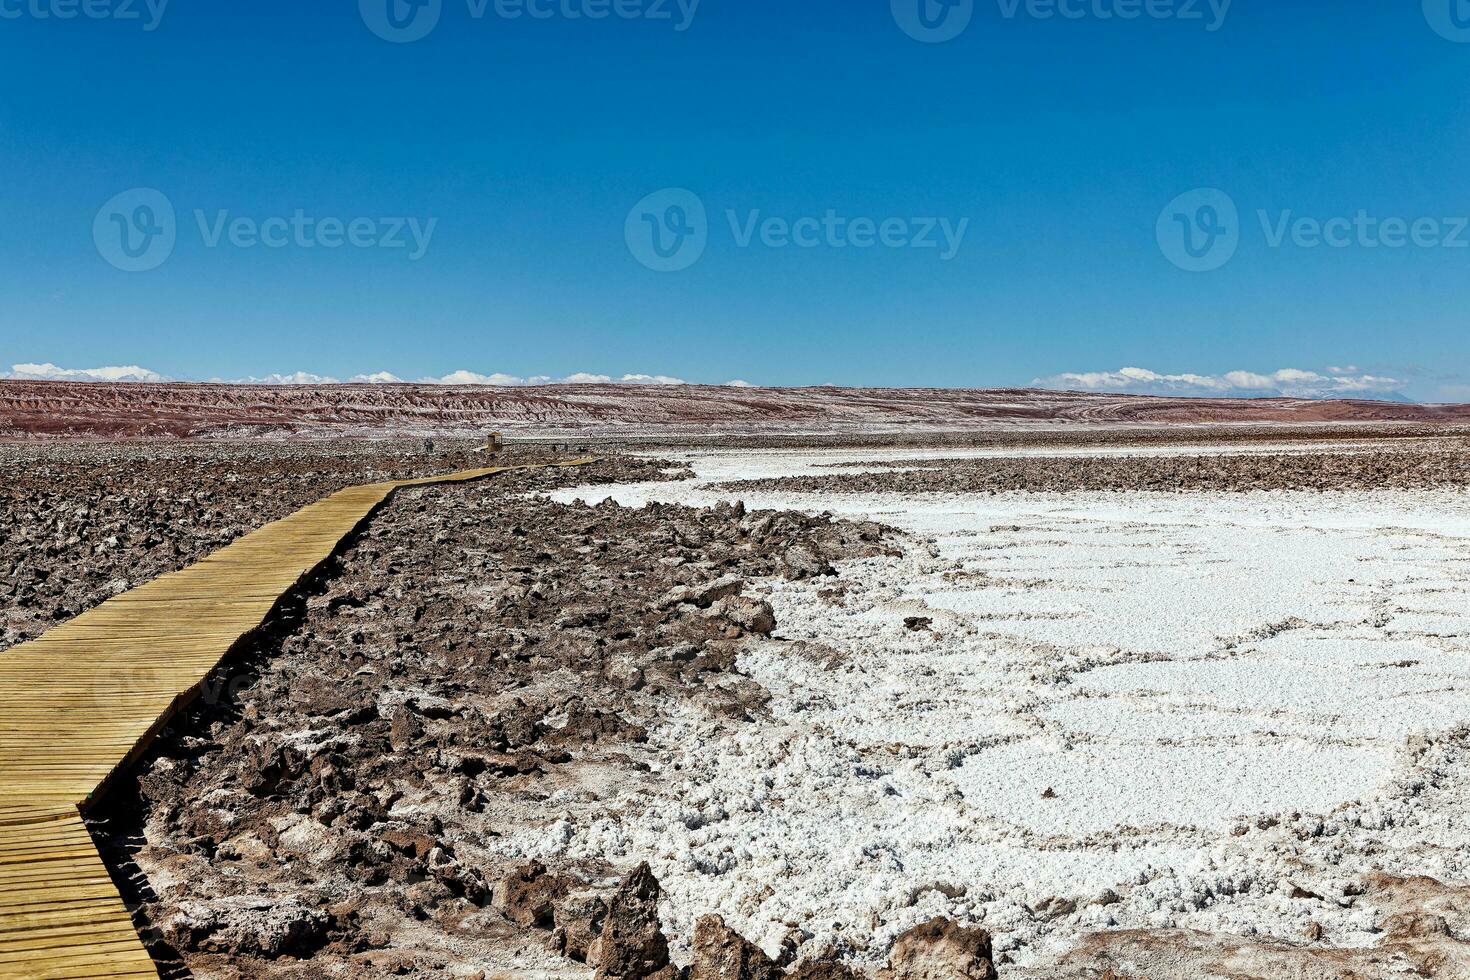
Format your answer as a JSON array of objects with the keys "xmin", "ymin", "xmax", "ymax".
[{"xmin": 0, "ymin": 462, "xmax": 591, "ymax": 979}]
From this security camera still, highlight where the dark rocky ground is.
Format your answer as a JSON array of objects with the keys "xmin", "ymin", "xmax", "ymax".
[
  {"xmin": 74, "ymin": 456, "xmax": 998, "ymax": 978},
  {"xmin": 0, "ymin": 441, "xmax": 667, "ymax": 652},
  {"xmin": 715, "ymin": 443, "xmax": 1470, "ymax": 495}
]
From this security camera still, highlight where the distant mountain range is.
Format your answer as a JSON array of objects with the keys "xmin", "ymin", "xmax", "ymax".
[{"xmin": 2, "ymin": 380, "xmax": 1467, "ymax": 440}]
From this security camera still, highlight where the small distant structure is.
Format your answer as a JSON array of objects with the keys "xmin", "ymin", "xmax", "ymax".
[{"xmin": 476, "ymin": 431, "xmax": 504, "ymax": 455}]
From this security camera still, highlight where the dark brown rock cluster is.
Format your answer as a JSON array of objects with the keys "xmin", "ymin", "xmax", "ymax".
[
  {"xmin": 503, "ymin": 862, "xmax": 996, "ymax": 980},
  {"xmin": 0, "ymin": 441, "xmax": 674, "ymax": 651}
]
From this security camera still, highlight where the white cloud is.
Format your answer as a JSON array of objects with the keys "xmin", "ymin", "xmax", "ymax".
[
  {"xmin": 1, "ymin": 361, "xmax": 713, "ymax": 388},
  {"xmin": 418, "ymin": 371, "xmax": 689, "ymax": 387},
  {"xmin": 1036, "ymin": 366, "xmax": 1407, "ymax": 400},
  {"xmin": 615, "ymin": 374, "xmax": 687, "ymax": 386},
  {"xmin": 724, "ymin": 379, "xmax": 755, "ymax": 388},
  {"xmin": 5, "ymin": 362, "xmax": 171, "ymax": 383},
  {"xmin": 425, "ymin": 370, "xmax": 535, "ymax": 386},
  {"xmin": 219, "ymin": 372, "xmax": 343, "ymax": 385},
  {"xmin": 1222, "ymin": 370, "xmax": 1277, "ymax": 390}
]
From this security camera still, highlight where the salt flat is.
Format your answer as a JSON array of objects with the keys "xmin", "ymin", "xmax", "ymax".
[{"xmin": 535, "ymin": 447, "xmax": 1470, "ymax": 971}]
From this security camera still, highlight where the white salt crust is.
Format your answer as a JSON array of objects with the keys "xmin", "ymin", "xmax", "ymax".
[{"xmin": 499, "ymin": 448, "xmax": 1470, "ymax": 970}]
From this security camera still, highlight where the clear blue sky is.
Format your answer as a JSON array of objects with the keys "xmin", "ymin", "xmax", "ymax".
[{"xmin": 2, "ymin": 0, "xmax": 1468, "ymax": 399}]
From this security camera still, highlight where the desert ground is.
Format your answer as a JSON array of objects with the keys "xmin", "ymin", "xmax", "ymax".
[{"xmin": 4, "ymin": 419, "xmax": 1470, "ymax": 979}]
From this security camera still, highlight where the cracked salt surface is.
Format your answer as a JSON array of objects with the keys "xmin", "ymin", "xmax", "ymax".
[{"xmin": 525, "ymin": 449, "xmax": 1470, "ymax": 970}]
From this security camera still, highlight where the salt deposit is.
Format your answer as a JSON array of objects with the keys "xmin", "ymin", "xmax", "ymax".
[{"xmin": 524, "ymin": 448, "xmax": 1470, "ymax": 971}]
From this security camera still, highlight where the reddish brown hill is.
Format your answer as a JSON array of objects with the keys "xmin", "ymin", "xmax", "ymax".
[{"xmin": 2, "ymin": 381, "xmax": 1467, "ymax": 440}]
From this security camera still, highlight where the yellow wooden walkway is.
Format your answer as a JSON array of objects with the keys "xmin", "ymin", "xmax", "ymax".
[{"xmin": 0, "ymin": 462, "xmax": 591, "ymax": 979}]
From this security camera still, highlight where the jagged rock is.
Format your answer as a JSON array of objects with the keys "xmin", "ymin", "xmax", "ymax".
[
  {"xmin": 688, "ymin": 914, "xmax": 780, "ymax": 980},
  {"xmin": 552, "ymin": 892, "xmax": 610, "ymax": 963},
  {"xmin": 493, "ymin": 861, "xmax": 565, "ymax": 929},
  {"xmin": 389, "ymin": 710, "xmax": 424, "ymax": 751},
  {"xmin": 427, "ymin": 846, "xmax": 488, "ymax": 904},
  {"xmin": 1385, "ymin": 912, "xmax": 1452, "ymax": 939},
  {"xmin": 591, "ymin": 864, "xmax": 674, "ymax": 979},
  {"xmin": 558, "ymin": 603, "xmax": 612, "ymax": 628},
  {"xmin": 1028, "ymin": 896, "xmax": 1076, "ymax": 922},
  {"xmin": 184, "ymin": 897, "xmax": 332, "ymax": 960},
  {"xmin": 781, "ymin": 544, "xmax": 835, "ymax": 580},
  {"xmin": 661, "ymin": 575, "xmax": 746, "ymax": 610},
  {"xmin": 721, "ymin": 597, "xmax": 777, "ymax": 636},
  {"xmin": 789, "ymin": 965, "xmax": 863, "ymax": 980},
  {"xmin": 882, "ymin": 918, "xmax": 997, "ymax": 980}
]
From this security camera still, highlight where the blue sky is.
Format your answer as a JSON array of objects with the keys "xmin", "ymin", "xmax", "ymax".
[{"xmin": 2, "ymin": 0, "xmax": 1468, "ymax": 400}]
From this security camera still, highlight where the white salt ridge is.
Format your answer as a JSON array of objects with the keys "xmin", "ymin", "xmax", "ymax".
[{"xmin": 524, "ymin": 449, "xmax": 1470, "ymax": 970}]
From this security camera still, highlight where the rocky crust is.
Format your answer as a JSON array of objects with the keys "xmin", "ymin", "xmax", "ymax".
[
  {"xmin": 715, "ymin": 445, "xmax": 1470, "ymax": 495},
  {"xmin": 0, "ymin": 442, "xmax": 672, "ymax": 652}
]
